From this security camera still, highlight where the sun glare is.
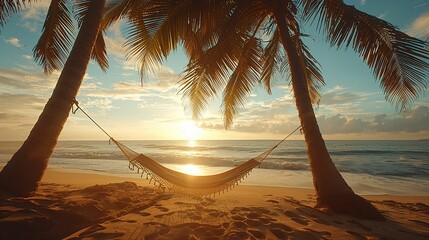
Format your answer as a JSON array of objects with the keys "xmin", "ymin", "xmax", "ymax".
[
  {"xmin": 179, "ymin": 164, "xmax": 202, "ymax": 176},
  {"xmin": 179, "ymin": 121, "xmax": 203, "ymax": 141},
  {"xmin": 187, "ymin": 140, "xmax": 197, "ymax": 147}
]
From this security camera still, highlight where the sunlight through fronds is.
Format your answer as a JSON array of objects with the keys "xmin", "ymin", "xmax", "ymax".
[
  {"xmin": 33, "ymin": 0, "xmax": 74, "ymax": 74},
  {"xmin": 301, "ymin": 0, "xmax": 429, "ymax": 110}
]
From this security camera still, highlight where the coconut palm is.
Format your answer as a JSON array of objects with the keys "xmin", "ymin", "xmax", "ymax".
[
  {"xmin": 128, "ymin": 0, "xmax": 428, "ymax": 220},
  {"xmin": 0, "ymin": 0, "xmax": 111, "ymax": 196},
  {"xmin": 0, "ymin": 0, "xmax": 157, "ymax": 196}
]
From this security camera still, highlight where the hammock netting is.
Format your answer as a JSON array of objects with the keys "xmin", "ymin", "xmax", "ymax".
[{"xmin": 111, "ymin": 138, "xmax": 277, "ymax": 197}]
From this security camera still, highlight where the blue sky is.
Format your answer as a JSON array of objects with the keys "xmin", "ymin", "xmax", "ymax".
[{"xmin": 0, "ymin": 0, "xmax": 428, "ymax": 141}]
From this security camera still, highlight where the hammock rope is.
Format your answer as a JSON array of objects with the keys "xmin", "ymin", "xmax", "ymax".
[{"xmin": 72, "ymin": 99, "xmax": 301, "ymax": 197}]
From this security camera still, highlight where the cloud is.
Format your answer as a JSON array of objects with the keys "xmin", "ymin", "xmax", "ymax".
[
  {"xmin": 22, "ymin": 0, "xmax": 50, "ymax": 20},
  {"xmin": 22, "ymin": 55, "xmax": 33, "ymax": 60},
  {"xmin": 87, "ymin": 66, "xmax": 180, "ymax": 101},
  {"xmin": 0, "ymin": 112, "xmax": 27, "ymax": 121},
  {"xmin": 318, "ymin": 106, "xmax": 429, "ymax": 134},
  {"xmin": 318, "ymin": 114, "xmax": 370, "ymax": 134},
  {"xmin": 5, "ymin": 37, "xmax": 22, "ymax": 48},
  {"xmin": 320, "ymin": 92, "xmax": 364, "ymax": 106},
  {"xmin": 0, "ymin": 68, "xmax": 58, "ymax": 92},
  {"xmin": 406, "ymin": 11, "xmax": 429, "ymax": 39},
  {"xmin": 360, "ymin": 0, "xmax": 366, "ymax": 5},
  {"xmin": 0, "ymin": 93, "xmax": 45, "ymax": 109},
  {"xmin": 373, "ymin": 106, "xmax": 429, "ymax": 133}
]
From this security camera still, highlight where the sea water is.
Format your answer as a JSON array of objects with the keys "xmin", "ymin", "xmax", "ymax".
[{"xmin": 0, "ymin": 140, "xmax": 428, "ymax": 195}]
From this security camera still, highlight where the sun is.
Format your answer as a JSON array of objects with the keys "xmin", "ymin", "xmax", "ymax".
[{"xmin": 179, "ymin": 121, "xmax": 203, "ymax": 141}]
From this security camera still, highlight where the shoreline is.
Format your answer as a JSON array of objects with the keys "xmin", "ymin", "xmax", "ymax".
[
  {"xmin": 44, "ymin": 165, "xmax": 429, "ymax": 196},
  {"xmin": 43, "ymin": 167, "xmax": 429, "ymax": 203},
  {"xmin": 0, "ymin": 167, "xmax": 428, "ymax": 239}
]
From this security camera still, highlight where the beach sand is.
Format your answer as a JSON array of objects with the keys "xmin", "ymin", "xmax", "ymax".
[{"xmin": 0, "ymin": 168, "xmax": 428, "ymax": 239}]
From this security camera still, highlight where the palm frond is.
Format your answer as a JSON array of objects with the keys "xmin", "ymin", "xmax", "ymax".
[
  {"xmin": 0, "ymin": 0, "xmax": 32, "ymax": 28},
  {"xmin": 180, "ymin": 61, "xmax": 219, "ymax": 119},
  {"xmin": 125, "ymin": 14, "xmax": 156, "ymax": 82},
  {"xmin": 73, "ymin": 0, "xmax": 91, "ymax": 27},
  {"xmin": 261, "ymin": 27, "xmax": 281, "ymax": 94},
  {"xmin": 103, "ymin": 0, "xmax": 145, "ymax": 29},
  {"xmin": 91, "ymin": 31, "xmax": 108, "ymax": 71},
  {"xmin": 302, "ymin": 0, "xmax": 429, "ymax": 110},
  {"xmin": 222, "ymin": 37, "xmax": 262, "ymax": 128},
  {"xmin": 125, "ymin": 0, "xmax": 193, "ymax": 81},
  {"xmin": 298, "ymin": 37, "xmax": 324, "ymax": 104},
  {"xmin": 33, "ymin": 0, "xmax": 74, "ymax": 74}
]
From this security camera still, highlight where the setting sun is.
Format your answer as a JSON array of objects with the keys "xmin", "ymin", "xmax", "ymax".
[{"xmin": 179, "ymin": 121, "xmax": 203, "ymax": 141}]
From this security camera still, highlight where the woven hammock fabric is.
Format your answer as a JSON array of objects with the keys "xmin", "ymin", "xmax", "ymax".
[{"xmin": 111, "ymin": 139, "xmax": 276, "ymax": 197}]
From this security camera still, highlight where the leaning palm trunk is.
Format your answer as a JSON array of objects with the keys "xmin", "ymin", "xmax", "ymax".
[
  {"xmin": 0, "ymin": 0, "xmax": 106, "ymax": 196},
  {"xmin": 273, "ymin": 8, "xmax": 384, "ymax": 220}
]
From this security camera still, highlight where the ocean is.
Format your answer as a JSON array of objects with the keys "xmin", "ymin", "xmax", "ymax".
[{"xmin": 0, "ymin": 140, "xmax": 428, "ymax": 196}]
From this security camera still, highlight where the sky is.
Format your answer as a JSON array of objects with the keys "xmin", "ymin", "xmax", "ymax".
[{"xmin": 0, "ymin": 0, "xmax": 428, "ymax": 141}]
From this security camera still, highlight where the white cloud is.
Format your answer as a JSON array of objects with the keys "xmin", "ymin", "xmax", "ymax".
[
  {"xmin": 406, "ymin": 11, "xmax": 429, "ymax": 39},
  {"xmin": 320, "ymin": 92, "xmax": 365, "ymax": 106},
  {"xmin": 86, "ymin": 66, "xmax": 180, "ymax": 102},
  {"xmin": 22, "ymin": 55, "xmax": 33, "ymax": 60},
  {"xmin": 0, "ymin": 68, "xmax": 58, "ymax": 93},
  {"xmin": 360, "ymin": 0, "xmax": 366, "ymax": 5},
  {"xmin": 5, "ymin": 37, "xmax": 22, "ymax": 48},
  {"xmin": 22, "ymin": 0, "xmax": 50, "ymax": 20}
]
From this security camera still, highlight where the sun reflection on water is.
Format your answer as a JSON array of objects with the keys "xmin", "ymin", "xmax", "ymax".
[{"xmin": 187, "ymin": 140, "xmax": 197, "ymax": 147}]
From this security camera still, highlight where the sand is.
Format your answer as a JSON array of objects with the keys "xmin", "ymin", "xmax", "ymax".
[{"xmin": 0, "ymin": 168, "xmax": 428, "ymax": 240}]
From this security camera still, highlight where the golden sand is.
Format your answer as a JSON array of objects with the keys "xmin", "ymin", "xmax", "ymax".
[{"xmin": 0, "ymin": 168, "xmax": 427, "ymax": 239}]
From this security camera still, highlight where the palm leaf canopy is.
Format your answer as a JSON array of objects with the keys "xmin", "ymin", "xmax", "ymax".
[
  {"xmin": 0, "ymin": 0, "xmax": 34, "ymax": 28},
  {"xmin": 4, "ymin": 0, "xmax": 144, "ymax": 74},
  {"xmin": 124, "ymin": 0, "xmax": 324, "ymax": 128},
  {"xmin": 301, "ymin": 0, "xmax": 429, "ymax": 110}
]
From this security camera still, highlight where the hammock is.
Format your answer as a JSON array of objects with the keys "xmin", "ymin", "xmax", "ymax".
[
  {"xmin": 72, "ymin": 100, "xmax": 300, "ymax": 197},
  {"xmin": 111, "ymin": 138, "xmax": 279, "ymax": 197}
]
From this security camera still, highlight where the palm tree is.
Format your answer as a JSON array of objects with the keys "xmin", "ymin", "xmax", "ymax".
[
  {"xmin": 0, "ymin": 0, "xmax": 110, "ymax": 196},
  {"xmin": 128, "ymin": 0, "xmax": 428, "ymax": 220}
]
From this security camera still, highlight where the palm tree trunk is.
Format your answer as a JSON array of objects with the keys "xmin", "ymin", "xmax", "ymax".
[
  {"xmin": 272, "ymin": 6, "xmax": 384, "ymax": 220},
  {"xmin": 0, "ymin": 0, "xmax": 106, "ymax": 196}
]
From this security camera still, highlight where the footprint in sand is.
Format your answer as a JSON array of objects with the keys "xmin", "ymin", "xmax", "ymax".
[
  {"xmin": 186, "ymin": 211, "xmax": 203, "ymax": 220},
  {"xmin": 155, "ymin": 206, "xmax": 169, "ymax": 212},
  {"xmin": 270, "ymin": 229, "xmax": 288, "ymax": 239},
  {"xmin": 138, "ymin": 211, "xmax": 151, "ymax": 216},
  {"xmin": 232, "ymin": 221, "xmax": 247, "ymax": 229}
]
